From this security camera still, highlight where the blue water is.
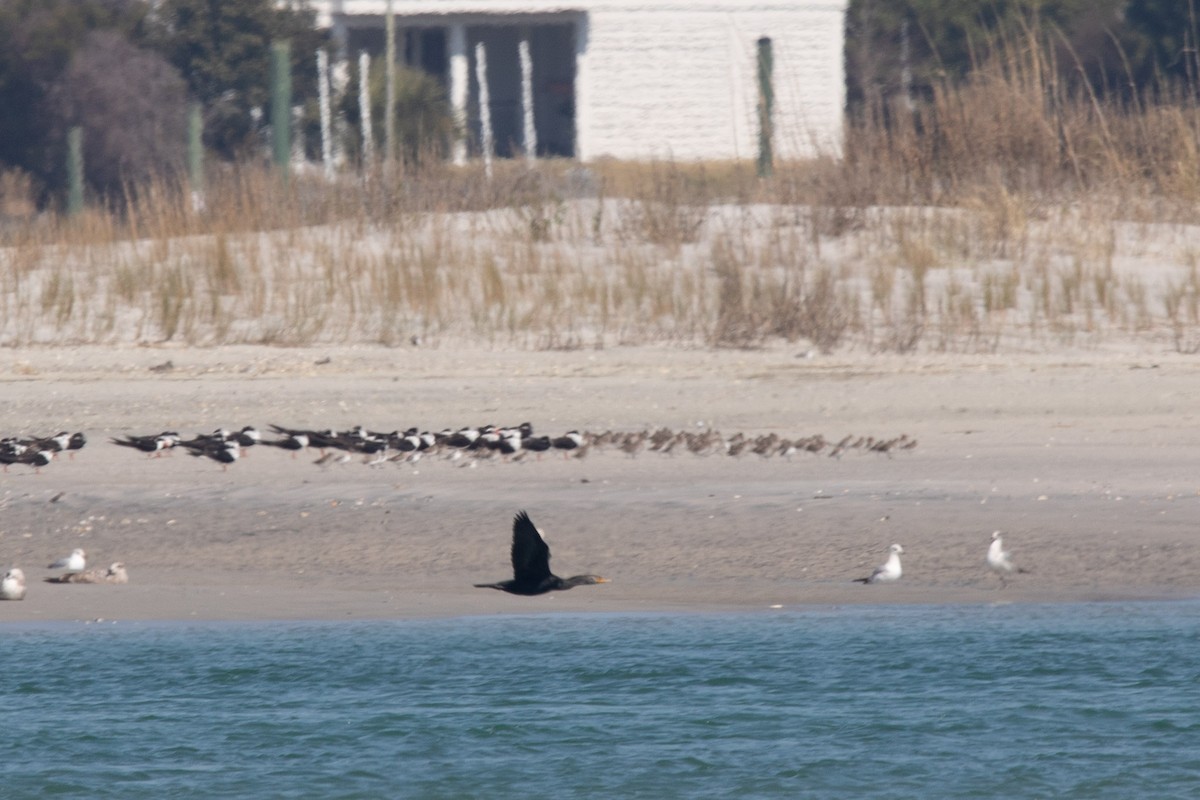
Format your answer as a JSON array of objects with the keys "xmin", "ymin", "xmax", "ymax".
[{"xmin": 2, "ymin": 603, "xmax": 1199, "ymax": 798}]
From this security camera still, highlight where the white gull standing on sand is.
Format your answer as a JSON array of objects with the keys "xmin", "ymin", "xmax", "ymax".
[
  {"xmin": 986, "ymin": 531, "xmax": 1025, "ymax": 587},
  {"xmin": 854, "ymin": 543, "xmax": 904, "ymax": 584},
  {"xmin": 1, "ymin": 567, "xmax": 27, "ymax": 600},
  {"xmin": 48, "ymin": 548, "xmax": 86, "ymax": 573}
]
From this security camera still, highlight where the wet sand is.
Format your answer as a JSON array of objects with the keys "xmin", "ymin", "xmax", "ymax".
[{"xmin": 2, "ymin": 344, "xmax": 1199, "ymax": 622}]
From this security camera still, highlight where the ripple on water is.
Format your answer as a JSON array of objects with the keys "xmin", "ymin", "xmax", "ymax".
[{"xmin": 1, "ymin": 603, "xmax": 1199, "ymax": 798}]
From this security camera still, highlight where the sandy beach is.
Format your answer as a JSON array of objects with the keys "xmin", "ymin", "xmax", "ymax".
[{"xmin": 2, "ymin": 343, "xmax": 1199, "ymax": 622}]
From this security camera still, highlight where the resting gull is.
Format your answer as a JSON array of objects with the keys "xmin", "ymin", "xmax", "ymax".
[
  {"xmin": 48, "ymin": 548, "xmax": 86, "ymax": 573},
  {"xmin": 854, "ymin": 543, "xmax": 904, "ymax": 584},
  {"xmin": 1, "ymin": 568, "xmax": 26, "ymax": 600}
]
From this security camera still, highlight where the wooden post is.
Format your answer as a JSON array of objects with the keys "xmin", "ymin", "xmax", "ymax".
[
  {"xmin": 270, "ymin": 40, "xmax": 292, "ymax": 178},
  {"xmin": 187, "ymin": 102, "xmax": 204, "ymax": 211},
  {"xmin": 317, "ymin": 49, "xmax": 333, "ymax": 180},
  {"xmin": 384, "ymin": 0, "xmax": 396, "ymax": 165},
  {"xmin": 66, "ymin": 126, "xmax": 83, "ymax": 216},
  {"xmin": 756, "ymin": 36, "xmax": 774, "ymax": 178}
]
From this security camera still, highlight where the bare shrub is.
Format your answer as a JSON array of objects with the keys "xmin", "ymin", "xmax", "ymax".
[
  {"xmin": 710, "ymin": 237, "xmax": 759, "ymax": 348},
  {"xmin": 614, "ymin": 161, "xmax": 713, "ymax": 248},
  {"xmin": 47, "ymin": 31, "xmax": 187, "ymax": 202}
]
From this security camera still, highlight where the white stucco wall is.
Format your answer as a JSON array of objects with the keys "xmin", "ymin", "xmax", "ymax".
[
  {"xmin": 314, "ymin": 0, "xmax": 847, "ymax": 162},
  {"xmin": 578, "ymin": 3, "xmax": 845, "ymax": 161}
]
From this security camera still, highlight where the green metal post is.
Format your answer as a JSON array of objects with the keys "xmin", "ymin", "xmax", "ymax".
[
  {"xmin": 271, "ymin": 40, "xmax": 292, "ymax": 177},
  {"xmin": 67, "ymin": 126, "xmax": 84, "ymax": 215},
  {"xmin": 384, "ymin": 0, "xmax": 396, "ymax": 165},
  {"xmin": 756, "ymin": 36, "xmax": 774, "ymax": 178},
  {"xmin": 187, "ymin": 102, "xmax": 204, "ymax": 199}
]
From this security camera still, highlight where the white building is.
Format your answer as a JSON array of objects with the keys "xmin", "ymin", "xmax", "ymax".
[{"xmin": 314, "ymin": 1, "xmax": 847, "ymax": 162}]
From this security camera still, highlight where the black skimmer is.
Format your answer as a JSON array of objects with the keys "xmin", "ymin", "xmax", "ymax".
[
  {"xmin": 178, "ymin": 428, "xmax": 236, "ymax": 451},
  {"xmin": 23, "ymin": 431, "xmax": 71, "ymax": 454},
  {"xmin": 443, "ymin": 427, "xmax": 482, "ymax": 449},
  {"xmin": 185, "ymin": 439, "xmax": 240, "ymax": 469},
  {"xmin": 389, "ymin": 428, "xmax": 422, "ymax": 453},
  {"xmin": 474, "ymin": 511, "xmax": 609, "ymax": 595},
  {"xmin": 233, "ymin": 426, "xmax": 261, "ymax": 448},
  {"xmin": 262, "ymin": 430, "xmax": 310, "ymax": 455},
  {"xmin": 66, "ymin": 431, "xmax": 87, "ymax": 458},
  {"xmin": 495, "ymin": 428, "xmax": 523, "ymax": 457},
  {"xmin": 269, "ymin": 425, "xmax": 340, "ymax": 451},
  {"xmin": 111, "ymin": 432, "xmax": 178, "ymax": 456},
  {"xmin": 522, "ymin": 435, "xmax": 552, "ymax": 459},
  {"xmin": 551, "ymin": 431, "xmax": 584, "ymax": 458},
  {"xmin": 853, "ymin": 544, "xmax": 904, "ymax": 584},
  {"xmin": 2, "ymin": 447, "xmax": 53, "ymax": 473},
  {"xmin": 1, "ymin": 568, "xmax": 26, "ymax": 600},
  {"xmin": 342, "ymin": 425, "xmax": 388, "ymax": 452},
  {"xmin": 0, "ymin": 438, "xmax": 28, "ymax": 470}
]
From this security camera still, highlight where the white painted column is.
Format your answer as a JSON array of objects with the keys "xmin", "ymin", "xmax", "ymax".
[
  {"xmin": 448, "ymin": 24, "xmax": 469, "ymax": 165},
  {"xmin": 475, "ymin": 40, "xmax": 494, "ymax": 180},
  {"xmin": 519, "ymin": 32, "xmax": 537, "ymax": 164},
  {"xmin": 572, "ymin": 14, "xmax": 589, "ymax": 161},
  {"xmin": 358, "ymin": 51, "xmax": 374, "ymax": 166},
  {"xmin": 329, "ymin": 20, "xmax": 350, "ymax": 168},
  {"xmin": 317, "ymin": 49, "xmax": 334, "ymax": 180}
]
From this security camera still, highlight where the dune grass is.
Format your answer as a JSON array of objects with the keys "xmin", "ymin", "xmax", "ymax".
[{"xmin": 6, "ymin": 43, "xmax": 1200, "ymax": 353}]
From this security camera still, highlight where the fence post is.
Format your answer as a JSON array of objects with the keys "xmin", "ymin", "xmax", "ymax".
[
  {"xmin": 188, "ymin": 102, "xmax": 205, "ymax": 211},
  {"xmin": 317, "ymin": 49, "xmax": 334, "ymax": 180},
  {"xmin": 271, "ymin": 39, "xmax": 292, "ymax": 178},
  {"xmin": 384, "ymin": 0, "xmax": 396, "ymax": 166},
  {"xmin": 67, "ymin": 126, "xmax": 84, "ymax": 215},
  {"xmin": 756, "ymin": 36, "xmax": 774, "ymax": 178}
]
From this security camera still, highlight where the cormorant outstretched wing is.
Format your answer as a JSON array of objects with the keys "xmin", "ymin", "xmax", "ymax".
[{"xmin": 511, "ymin": 511, "xmax": 552, "ymax": 585}]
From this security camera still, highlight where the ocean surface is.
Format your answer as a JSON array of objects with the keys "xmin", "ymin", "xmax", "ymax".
[{"xmin": 1, "ymin": 602, "xmax": 1198, "ymax": 799}]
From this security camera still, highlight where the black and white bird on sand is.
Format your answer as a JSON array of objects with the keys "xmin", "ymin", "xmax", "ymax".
[{"xmin": 474, "ymin": 511, "xmax": 609, "ymax": 595}]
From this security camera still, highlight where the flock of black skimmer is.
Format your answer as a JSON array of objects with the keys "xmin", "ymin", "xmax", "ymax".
[
  {"xmin": 99, "ymin": 423, "xmax": 916, "ymax": 469},
  {"xmin": 0, "ymin": 431, "xmax": 87, "ymax": 473},
  {"xmin": 0, "ymin": 425, "xmax": 915, "ymax": 474}
]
